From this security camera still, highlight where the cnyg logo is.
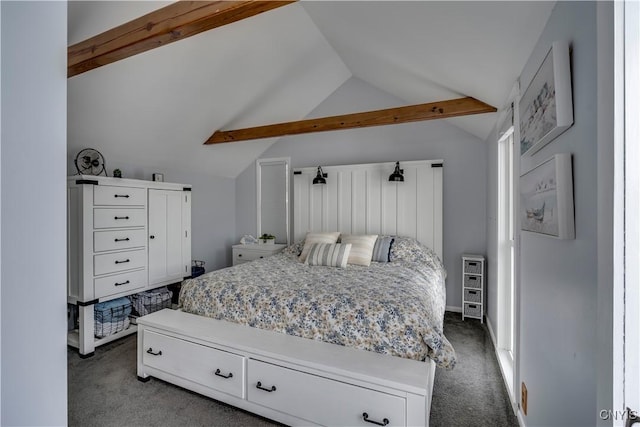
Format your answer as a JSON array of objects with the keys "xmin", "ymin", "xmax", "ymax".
[{"xmin": 599, "ymin": 408, "xmax": 638, "ymax": 421}]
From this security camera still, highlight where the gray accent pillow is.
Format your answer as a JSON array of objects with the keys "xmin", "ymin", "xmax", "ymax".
[{"xmin": 371, "ymin": 236, "xmax": 395, "ymax": 263}]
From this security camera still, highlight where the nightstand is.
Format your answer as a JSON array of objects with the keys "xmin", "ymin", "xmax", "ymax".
[
  {"xmin": 462, "ymin": 254, "xmax": 485, "ymax": 323},
  {"xmin": 232, "ymin": 244, "xmax": 287, "ymax": 266}
]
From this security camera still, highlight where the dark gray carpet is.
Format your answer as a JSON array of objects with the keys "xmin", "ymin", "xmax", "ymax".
[
  {"xmin": 68, "ymin": 312, "xmax": 517, "ymax": 426},
  {"xmin": 430, "ymin": 312, "xmax": 518, "ymax": 427}
]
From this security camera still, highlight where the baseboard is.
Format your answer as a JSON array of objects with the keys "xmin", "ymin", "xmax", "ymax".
[
  {"xmin": 517, "ymin": 409, "xmax": 527, "ymax": 427},
  {"xmin": 445, "ymin": 305, "xmax": 462, "ymax": 313},
  {"xmin": 486, "ymin": 315, "xmax": 519, "ymax": 420},
  {"xmin": 485, "ymin": 315, "xmax": 498, "ymax": 348}
]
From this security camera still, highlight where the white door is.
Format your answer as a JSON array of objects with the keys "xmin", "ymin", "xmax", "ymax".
[
  {"xmin": 148, "ymin": 189, "xmax": 185, "ymax": 286},
  {"xmin": 624, "ymin": 1, "xmax": 640, "ymax": 422},
  {"xmin": 614, "ymin": 2, "xmax": 639, "ymax": 425}
]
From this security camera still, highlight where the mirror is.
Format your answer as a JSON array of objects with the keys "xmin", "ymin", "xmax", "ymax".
[{"xmin": 256, "ymin": 158, "xmax": 290, "ymax": 244}]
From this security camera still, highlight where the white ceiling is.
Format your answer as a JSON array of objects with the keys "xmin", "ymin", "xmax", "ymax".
[{"xmin": 67, "ymin": 1, "xmax": 555, "ymax": 178}]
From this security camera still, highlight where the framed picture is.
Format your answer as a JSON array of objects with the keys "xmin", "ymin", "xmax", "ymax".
[
  {"xmin": 152, "ymin": 173, "xmax": 164, "ymax": 182},
  {"xmin": 519, "ymin": 41, "xmax": 573, "ymax": 156},
  {"xmin": 520, "ymin": 153, "xmax": 574, "ymax": 239}
]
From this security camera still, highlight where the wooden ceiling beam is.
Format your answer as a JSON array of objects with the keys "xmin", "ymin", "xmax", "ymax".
[
  {"xmin": 68, "ymin": 0, "xmax": 295, "ymax": 78},
  {"xmin": 205, "ymin": 97, "xmax": 497, "ymax": 144}
]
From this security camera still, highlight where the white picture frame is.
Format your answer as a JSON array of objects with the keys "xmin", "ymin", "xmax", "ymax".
[
  {"xmin": 519, "ymin": 41, "xmax": 573, "ymax": 156},
  {"xmin": 520, "ymin": 153, "xmax": 575, "ymax": 239}
]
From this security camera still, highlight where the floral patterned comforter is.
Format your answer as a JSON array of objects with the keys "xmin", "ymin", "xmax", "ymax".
[{"xmin": 179, "ymin": 238, "xmax": 456, "ymax": 369}]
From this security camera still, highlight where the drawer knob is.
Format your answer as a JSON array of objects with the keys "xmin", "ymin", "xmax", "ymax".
[
  {"xmin": 214, "ymin": 369, "xmax": 233, "ymax": 379},
  {"xmin": 115, "ymin": 259, "xmax": 130, "ymax": 264},
  {"xmin": 146, "ymin": 348, "xmax": 162, "ymax": 356},
  {"xmin": 114, "ymin": 216, "xmax": 130, "ymax": 220},
  {"xmin": 150, "ymin": 235, "xmax": 155, "ymax": 239},
  {"xmin": 256, "ymin": 381, "xmax": 276, "ymax": 392},
  {"xmin": 114, "ymin": 238, "xmax": 130, "ymax": 242},
  {"xmin": 115, "ymin": 280, "xmax": 130, "ymax": 287},
  {"xmin": 238, "ymin": 254, "xmax": 242, "ymax": 257},
  {"xmin": 362, "ymin": 413, "xmax": 389, "ymax": 426},
  {"xmin": 114, "ymin": 194, "xmax": 130, "ymax": 198}
]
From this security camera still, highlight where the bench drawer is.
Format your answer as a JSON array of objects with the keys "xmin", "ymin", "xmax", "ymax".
[
  {"xmin": 143, "ymin": 330, "xmax": 245, "ymax": 398},
  {"xmin": 248, "ymin": 359, "xmax": 406, "ymax": 426}
]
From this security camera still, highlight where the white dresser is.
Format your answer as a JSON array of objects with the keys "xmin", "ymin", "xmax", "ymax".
[
  {"xmin": 232, "ymin": 243, "xmax": 286, "ymax": 266},
  {"xmin": 67, "ymin": 175, "xmax": 191, "ymax": 357}
]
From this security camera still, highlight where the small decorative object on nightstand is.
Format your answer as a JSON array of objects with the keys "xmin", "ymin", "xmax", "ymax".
[
  {"xmin": 462, "ymin": 254, "xmax": 485, "ymax": 323},
  {"xmin": 232, "ymin": 244, "xmax": 286, "ymax": 266}
]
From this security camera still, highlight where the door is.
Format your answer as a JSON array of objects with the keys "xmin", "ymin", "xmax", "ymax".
[
  {"xmin": 148, "ymin": 189, "xmax": 187, "ymax": 286},
  {"xmin": 614, "ymin": 2, "xmax": 639, "ymax": 425},
  {"xmin": 623, "ymin": 1, "xmax": 640, "ymax": 422}
]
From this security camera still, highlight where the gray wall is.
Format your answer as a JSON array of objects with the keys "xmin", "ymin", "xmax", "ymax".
[
  {"xmin": 237, "ymin": 77, "xmax": 488, "ymax": 308},
  {"xmin": 514, "ymin": 2, "xmax": 599, "ymax": 425},
  {"xmin": 1, "ymin": 1, "xmax": 68, "ymax": 424},
  {"xmin": 66, "ymin": 158, "xmax": 237, "ymax": 273}
]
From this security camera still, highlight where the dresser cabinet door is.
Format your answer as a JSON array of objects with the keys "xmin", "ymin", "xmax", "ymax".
[{"xmin": 148, "ymin": 189, "xmax": 189, "ymax": 286}]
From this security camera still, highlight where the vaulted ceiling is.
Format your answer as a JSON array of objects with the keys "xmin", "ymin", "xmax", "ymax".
[{"xmin": 67, "ymin": 1, "xmax": 555, "ymax": 178}]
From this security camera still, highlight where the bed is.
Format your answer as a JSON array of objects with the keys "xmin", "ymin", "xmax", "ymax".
[
  {"xmin": 178, "ymin": 237, "xmax": 455, "ymax": 369},
  {"xmin": 137, "ymin": 159, "xmax": 451, "ymax": 426}
]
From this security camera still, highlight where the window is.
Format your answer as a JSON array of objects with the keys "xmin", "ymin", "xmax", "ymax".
[{"xmin": 497, "ymin": 123, "xmax": 516, "ymax": 400}]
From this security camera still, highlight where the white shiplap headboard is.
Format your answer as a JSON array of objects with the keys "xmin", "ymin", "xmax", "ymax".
[{"xmin": 293, "ymin": 160, "xmax": 443, "ymax": 259}]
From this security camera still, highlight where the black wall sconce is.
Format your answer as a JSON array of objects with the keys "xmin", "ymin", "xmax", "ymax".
[
  {"xmin": 388, "ymin": 161, "xmax": 404, "ymax": 182},
  {"xmin": 313, "ymin": 166, "xmax": 328, "ymax": 185}
]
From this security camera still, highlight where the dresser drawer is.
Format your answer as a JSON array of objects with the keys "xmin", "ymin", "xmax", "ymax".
[
  {"xmin": 143, "ymin": 330, "xmax": 245, "ymax": 398},
  {"xmin": 94, "ymin": 229, "xmax": 146, "ymax": 252},
  {"xmin": 94, "ymin": 269, "xmax": 147, "ymax": 299},
  {"xmin": 94, "ymin": 185, "xmax": 146, "ymax": 206},
  {"xmin": 94, "ymin": 249, "xmax": 146, "ymax": 276},
  {"xmin": 94, "ymin": 208, "xmax": 146, "ymax": 229},
  {"xmin": 248, "ymin": 359, "xmax": 406, "ymax": 426}
]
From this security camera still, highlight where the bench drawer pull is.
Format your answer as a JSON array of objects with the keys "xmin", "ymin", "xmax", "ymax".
[
  {"xmin": 256, "ymin": 381, "xmax": 276, "ymax": 392},
  {"xmin": 362, "ymin": 413, "xmax": 389, "ymax": 426},
  {"xmin": 214, "ymin": 369, "xmax": 233, "ymax": 379},
  {"xmin": 146, "ymin": 348, "xmax": 162, "ymax": 356}
]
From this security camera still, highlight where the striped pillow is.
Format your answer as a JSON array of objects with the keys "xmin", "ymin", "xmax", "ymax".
[
  {"xmin": 372, "ymin": 236, "xmax": 395, "ymax": 263},
  {"xmin": 298, "ymin": 231, "xmax": 341, "ymax": 263},
  {"xmin": 339, "ymin": 234, "xmax": 378, "ymax": 266},
  {"xmin": 305, "ymin": 243, "xmax": 352, "ymax": 268}
]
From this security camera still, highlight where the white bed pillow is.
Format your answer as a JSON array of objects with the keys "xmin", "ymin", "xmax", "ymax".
[
  {"xmin": 298, "ymin": 231, "xmax": 341, "ymax": 263},
  {"xmin": 339, "ymin": 234, "xmax": 378, "ymax": 266},
  {"xmin": 305, "ymin": 243, "xmax": 352, "ymax": 268}
]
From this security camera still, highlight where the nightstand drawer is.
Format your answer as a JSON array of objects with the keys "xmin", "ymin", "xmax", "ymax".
[
  {"xmin": 463, "ymin": 260, "xmax": 483, "ymax": 274},
  {"xmin": 464, "ymin": 303, "xmax": 482, "ymax": 318},
  {"xmin": 463, "ymin": 288, "xmax": 482, "ymax": 303},
  {"xmin": 233, "ymin": 249, "xmax": 266, "ymax": 263},
  {"xmin": 463, "ymin": 275, "xmax": 482, "ymax": 288},
  {"xmin": 232, "ymin": 244, "xmax": 286, "ymax": 266}
]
